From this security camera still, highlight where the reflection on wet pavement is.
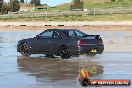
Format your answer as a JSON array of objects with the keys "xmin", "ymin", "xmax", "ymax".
[
  {"xmin": 17, "ymin": 56, "xmax": 79, "ymax": 81},
  {"xmin": 17, "ymin": 56, "xmax": 104, "ymax": 80},
  {"xmin": 0, "ymin": 30, "xmax": 132, "ymax": 88}
]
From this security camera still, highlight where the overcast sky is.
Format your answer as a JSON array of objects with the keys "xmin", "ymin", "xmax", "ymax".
[{"xmin": 4, "ymin": 0, "xmax": 72, "ymax": 6}]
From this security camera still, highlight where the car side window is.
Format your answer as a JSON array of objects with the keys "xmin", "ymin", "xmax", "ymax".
[
  {"xmin": 69, "ymin": 31, "xmax": 77, "ymax": 37},
  {"xmin": 69, "ymin": 30, "xmax": 83, "ymax": 37},
  {"xmin": 52, "ymin": 31, "xmax": 61, "ymax": 39},
  {"xmin": 75, "ymin": 31, "xmax": 84, "ymax": 37},
  {"xmin": 40, "ymin": 30, "xmax": 53, "ymax": 38}
]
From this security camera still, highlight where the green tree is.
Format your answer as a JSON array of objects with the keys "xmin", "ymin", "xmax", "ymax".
[
  {"xmin": 30, "ymin": 0, "xmax": 40, "ymax": 6},
  {"xmin": 0, "ymin": 0, "xmax": 3, "ymax": 13},
  {"xmin": 70, "ymin": 0, "xmax": 83, "ymax": 11},
  {"xmin": 20, "ymin": 0, "xmax": 24, "ymax": 3},
  {"xmin": 74, "ymin": 0, "xmax": 80, "ymax": 3},
  {"xmin": 1, "ymin": 3, "xmax": 10, "ymax": 14},
  {"xmin": 10, "ymin": 0, "xmax": 20, "ymax": 12}
]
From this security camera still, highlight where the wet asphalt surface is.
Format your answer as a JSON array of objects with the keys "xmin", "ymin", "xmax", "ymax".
[{"xmin": 0, "ymin": 29, "xmax": 132, "ymax": 88}]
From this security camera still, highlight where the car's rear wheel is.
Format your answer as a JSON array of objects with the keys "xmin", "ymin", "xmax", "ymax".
[
  {"xmin": 59, "ymin": 47, "xmax": 71, "ymax": 59},
  {"xmin": 20, "ymin": 43, "xmax": 31, "ymax": 56}
]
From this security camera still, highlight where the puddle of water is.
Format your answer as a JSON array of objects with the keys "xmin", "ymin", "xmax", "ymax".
[{"xmin": 0, "ymin": 30, "xmax": 132, "ymax": 88}]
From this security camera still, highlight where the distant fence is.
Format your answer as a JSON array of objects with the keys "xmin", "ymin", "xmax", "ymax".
[
  {"xmin": 1, "ymin": 8, "xmax": 132, "ymax": 17},
  {"xmin": 1, "ymin": 21, "xmax": 132, "ymax": 27},
  {"xmin": 33, "ymin": 8, "xmax": 132, "ymax": 17}
]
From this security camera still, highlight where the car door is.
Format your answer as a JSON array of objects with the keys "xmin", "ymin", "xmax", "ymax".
[
  {"xmin": 36, "ymin": 30, "xmax": 54, "ymax": 53},
  {"xmin": 50, "ymin": 30, "xmax": 62, "ymax": 54}
]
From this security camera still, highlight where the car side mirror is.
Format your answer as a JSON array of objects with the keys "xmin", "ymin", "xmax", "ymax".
[{"xmin": 36, "ymin": 35, "xmax": 40, "ymax": 39}]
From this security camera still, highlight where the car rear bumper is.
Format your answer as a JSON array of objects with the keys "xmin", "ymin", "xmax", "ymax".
[{"xmin": 71, "ymin": 44, "xmax": 104, "ymax": 55}]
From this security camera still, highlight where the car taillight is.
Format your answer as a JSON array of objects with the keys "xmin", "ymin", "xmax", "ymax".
[{"xmin": 79, "ymin": 39, "xmax": 88, "ymax": 45}]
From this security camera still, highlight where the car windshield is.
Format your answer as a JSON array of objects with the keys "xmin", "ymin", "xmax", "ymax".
[
  {"xmin": 64, "ymin": 30, "xmax": 87, "ymax": 38},
  {"xmin": 39, "ymin": 30, "xmax": 54, "ymax": 38}
]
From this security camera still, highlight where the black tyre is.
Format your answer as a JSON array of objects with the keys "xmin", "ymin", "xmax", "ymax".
[
  {"xmin": 19, "ymin": 43, "xmax": 31, "ymax": 56},
  {"xmin": 59, "ymin": 47, "xmax": 71, "ymax": 59}
]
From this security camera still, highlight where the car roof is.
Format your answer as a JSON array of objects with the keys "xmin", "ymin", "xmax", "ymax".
[{"xmin": 47, "ymin": 28, "xmax": 79, "ymax": 31}]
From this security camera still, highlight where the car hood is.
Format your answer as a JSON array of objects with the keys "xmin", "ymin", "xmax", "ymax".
[{"xmin": 18, "ymin": 38, "xmax": 35, "ymax": 45}]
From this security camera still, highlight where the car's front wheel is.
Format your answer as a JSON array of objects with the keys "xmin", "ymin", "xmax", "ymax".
[{"xmin": 19, "ymin": 43, "xmax": 31, "ymax": 56}]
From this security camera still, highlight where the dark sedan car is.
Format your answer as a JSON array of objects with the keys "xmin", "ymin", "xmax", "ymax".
[{"xmin": 17, "ymin": 29, "xmax": 104, "ymax": 59}]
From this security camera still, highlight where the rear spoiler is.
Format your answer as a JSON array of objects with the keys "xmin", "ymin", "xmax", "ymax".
[
  {"xmin": 88, "ymin": 35, "xmax": 100, "ymax": 39},
  {"xmin": 83, "ymin": 35, "xmax": 100, "ymax": 39}
]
